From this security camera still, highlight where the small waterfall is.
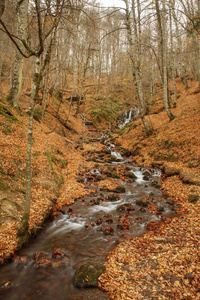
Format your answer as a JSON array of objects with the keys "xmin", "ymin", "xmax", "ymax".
[{"xmin": 118, "ymin": 107, "xmax": 140, "ymax": 129}]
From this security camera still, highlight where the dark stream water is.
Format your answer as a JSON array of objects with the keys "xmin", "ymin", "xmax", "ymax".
[{"xmin": 0, "ymin": 141, "xmax": 177, "ymax": 300}]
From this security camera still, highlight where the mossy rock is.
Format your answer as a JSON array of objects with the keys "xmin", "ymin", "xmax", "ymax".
[
  {"xmin": 188, "ymin": 194, "xmax": 199, "ymax": 204},
  {"xmin": 113, "ymin": 185, "xmax": 125, "ymax": 193},
  {"xmin": 33, "ymin": 107, "xmax": 43, "ymax": 122},
  {"xmin": 125, "ymin": 172, "xmax": 137, "ymax": 179},
  {"xmin": 116, "ymin": 204, "xmax": 128, "ymax": 213},
  {"xmin": 0, "ymin": 103, "xmax": 17, "ymax": 122},
  {"xmin": 74, "ymin": 262, "xmax": 106, "ymax": 288},
  {"xmin": 107, "ymin": 194, "xmax": 120, "ymax": 201},
  {"xmin": 151, "ymin": 180, "xmax": 161, "ymax": 188},
  {"xmin": 135, "ymin": 200, "xmax": 149, "ymax": 207}
]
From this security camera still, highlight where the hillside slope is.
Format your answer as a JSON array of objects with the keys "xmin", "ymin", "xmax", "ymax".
[{"xmin": 99, "ymin": 80, "xmax": 200, "ymax": 299}]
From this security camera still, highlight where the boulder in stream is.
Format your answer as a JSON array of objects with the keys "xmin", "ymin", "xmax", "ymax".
[
  {"xmin": 107, "ymin": 193, "xmax": 120, "ymax": 201},
  {"xmin": 113, "ymin": 185, "xmax": 126, "ymax": 193},
  {"xmin": 125, "ymin": 172, "xmax": 137, "ymax": 180},
  {"xmin": 135, "ymin": 200, "xmax": 149, "ymax": 207},
  {"xmin": 32, "ymin": 251, "xmax": 52, "ymax": 269},
  {"xmin": 74, "ymin": 262, "xmax": 106, "ymax": 288}
]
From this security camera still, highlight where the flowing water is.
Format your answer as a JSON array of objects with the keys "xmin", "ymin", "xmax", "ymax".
[
  {"xmin": 0, "ymin": 142, "xmax": 177, "ymax": 300},
  {"xmin": 118, "ymin": 107, "xmax": 139, "ymax": 129}
]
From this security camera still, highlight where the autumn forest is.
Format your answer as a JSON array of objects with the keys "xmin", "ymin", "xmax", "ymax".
[{"xmin": 0, "ymin": 0, "xmax": 200, "ymax": 299}]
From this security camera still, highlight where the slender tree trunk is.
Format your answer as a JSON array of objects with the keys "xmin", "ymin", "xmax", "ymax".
[
  {"xmin": 0, "ymin": 36, "xmax": 5, "ymax": 97},
  {"xmin": 0, "ymin": 0, "xmax": 5, "ymax": 19},
  {"xmin": 42, "ymin": 62, "xmax": 50, "ymax": 119},
  {"xmin": 9, "ymin": 0, "xmax": 29, "ymax": 108},
  {"xmin": 124, "ymin": 0, "xmax": 151, "ymax": 135},
  {"xmin": 193, "ymin": 32, "xmax": 200, "ymax": 87},
  {"xmin": 155, "ymin": 0, "xmax": 175, "ymax": 120},
  {"xmin": 169, "ymin": 6, "xmax": 177, "ymax": 108},
  {"xmin": 18, "ymin": 57, "xmax": 40, "ymax": 235}
]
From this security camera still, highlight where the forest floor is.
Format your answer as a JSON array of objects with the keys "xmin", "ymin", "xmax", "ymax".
[{"xmin": 0, "ymin": 78, "xmax": 200, "ymax": 299}]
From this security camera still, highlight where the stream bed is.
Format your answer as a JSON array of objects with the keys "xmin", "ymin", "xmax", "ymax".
[{"xmin": 0, "ymin": 143, "xmax": 177, "ymax": 300}]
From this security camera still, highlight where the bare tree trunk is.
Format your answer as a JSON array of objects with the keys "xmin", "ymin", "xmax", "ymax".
[
  {"xmin": 124, "ymin": 0, "xmax": 152, "ymax": 135},
  {"xmin": 18, "ymin": 57, "xmax": 40, "ymax": 235},
  {"xmin": 9, "ymin": 0, "xmax": 29, "ymax": 108},
  {"xmin": 0, "ymin": 0, "xmax": 5, "ymax": 19},
  {"xmin": 193, "ymin": 32, "xmax": 200, "ymax": 87},
  {"xmin": 42, "ymin": 62, "xmax": 50, "ymax": 119},
  {"xmin": 169, "ymin": 5, "xmax": 177, "ymax": 108},
  {"xmin": 0, "ymin": 36, "xmax": 5, "ymax": 97},
  {"xmin": 155, "ymin": 0, "xmax": 175, "ymax": 120}
]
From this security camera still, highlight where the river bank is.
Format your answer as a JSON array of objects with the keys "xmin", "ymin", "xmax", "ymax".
[{"xmin": 98, "ymin": 82, "xmax": 200, "ymax": 299}]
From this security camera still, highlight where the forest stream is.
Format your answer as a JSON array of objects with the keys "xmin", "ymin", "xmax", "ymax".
[{"xmin": 0, "ymin": 139, "xmax": 178, "ymax": 300}]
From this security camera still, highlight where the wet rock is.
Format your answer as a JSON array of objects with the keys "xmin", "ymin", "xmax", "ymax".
[
  {"xmin": 95, "ymin": 218, "xmax": 103, "ymax": 225},
  {"xmin": 90, "ymin": 198, "xmax": 102, "ymax": 205},
  {"xmin": 0, "ymin": 281, "xmax": 12, "ymax": 295},
  {"xmin": 107, "ymin": 194, "xmax": 120, "ymax": 201},
  {"xmin": 103, "ymin": 149, "xmax": 111, "ymax": 155},
  {"xmin": 188, "ymin": 194, "xmax": 199, "ymax": 204},
  {"xmin": 85, "ymin": 222, "xmax": 96, "ymax": 229},
  {"xmin": 139, "ymin": 207, "xmax": 146, "ymax": 213},
  {"xmin": 142, "ymin": 170, "xmax": 151, "ymax": 181},
  {"xmin": 32, "ymin": 251, "xmax": 52, "ymax": 269},
  {"xmin": 149, "ymin": 192, "xmax": 154, "ymax": 197},
  {"xmin": 34, "ymin": 258, "xmax": 52, "ymax": 269},
  {"xmin": 116, "ymin": 204, "xmax": 127, "ymax": 213},
  {"xmin": 125, "ymin": 172, "xmax": 137, "ymax": 180},
  {"xmin": 32, "ymin": 251, "xmax": 48, "ymax": 263},
  {"xmin": 117, "ymin": 217, "xmax": 130, "ymax": 230},
  {"xmin": 74, "ymin": 262, "xmax": 106, "ymax": 288},
  {"xmin": 125, "ymin": 166, "xmax": 132, "ymax": 171},
  {"xmin": 143, "ymin": 170, "xmax": 151, "ymax": 177},
  {"xmin": 113, "ymin": 185, "xmax": 125, "ymax": 193},
  {"xmin": 105, "ymin": 218, "xmax": 113, "ymax": 224},
  {"xmin": 109, "ymin": 172, "xmax": 120, "ymax": 179},
  {"xmin": 103, "ymin": 227, "xmax": 115, "ymax": 235},
  {"xmin": 106, "ymin": 155, "xmax": 117, "ymax": 163},
  {"xmin": 52, "ymin": 250, "xmax": 67, "ymax": 259},
  {"xmin": 68, "ymin": 207, "xmax": 73, "ymax": 213},
  {"xmin": 13, "ymin": 256, "xmax": 28, "ymax": 264},
  {"xmin": 103, "ymin": 214, "xmax": 112, "ymax": 218},
  {"xmin": 157, "ymin": 206, "xmax": 164, "ymax": 212},
  {"xmin": 127, "ymin": 204, "xmax": 135, "ymax": 211},
  {"xmin": 135, "ymin": 200, "xmax": 149, "ymax": 207},
  {"xmin": 151, "ymin": 180, "xmax": 161, "ymax": 188}
]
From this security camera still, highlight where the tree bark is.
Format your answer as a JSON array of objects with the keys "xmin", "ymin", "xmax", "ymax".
[
  {"xmin": 18, "ymin": 56, "xmax": 40, "ymax": 235},
  {"xmin": 124, "ymin": 0, "xmax": 152, "ymax": 135},
  {"xmin": 0, "ymin": 0, "xmax": 5, "ymax": 19},
  {"xmin": 155, "ymin": 0, "xmax": 175, "ymax": 121},
  {"xmin": 9, "ymin": 0, "xmax": 29, "ymax": 108}
]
